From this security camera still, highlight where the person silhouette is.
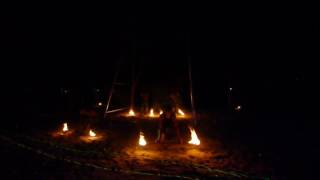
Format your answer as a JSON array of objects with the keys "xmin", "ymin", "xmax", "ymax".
[{"xmin": 156, "ymin": 103, "xmax": 182, "ymax": 144}]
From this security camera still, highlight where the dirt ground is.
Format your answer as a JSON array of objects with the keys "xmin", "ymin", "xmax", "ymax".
[{"xmin": 0, "ymin": 114, "xmax": 273, "ymax": 179}]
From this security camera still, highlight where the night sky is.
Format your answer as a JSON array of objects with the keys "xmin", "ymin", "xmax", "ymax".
[{"xmin": 1, "ymin": 9, "xmax": 318, "ymax": 113}]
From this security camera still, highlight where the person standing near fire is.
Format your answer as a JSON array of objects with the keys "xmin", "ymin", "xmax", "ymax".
[{"xmin": 156, "ymin": 103, "xmax": 182, "ymax": 144}]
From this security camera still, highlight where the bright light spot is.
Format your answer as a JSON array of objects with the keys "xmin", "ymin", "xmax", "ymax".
[
  {"xmin": 89, "ymin": 129, "xmax": 96, "ymax": 137},
  {"xmin": 235, "ymin": 105, "xmax": 242, "ymax": 111},
  {"xmin": 188, "ymin": 128, "xmax": 200, "ymax": 145},
  {"xmin": 62, "ymin": 123, "xmax": 68, "ymax": 132},
  {"xmin": 139, "ymin": 132, "xmax": 147, "ymax": 146},
  {"xmin": 149, "ymin": 108, "xmax": 154, "ymax": 117},
  {"xmin": 128, "ymin": 109, "xmax": 135, "ymax": 116},
  {"xmin": 229, "ymin": 87, "xmax": 233, "ymax": 91},
  {"xmin": 178, "ymin": 109, "xmax": 185, "ymax": 116},
  {"xmin": 159, "ymin": 110, "xmax": 163, "ymax": 115},
  {"xmin": 98, "ymin": 102, "xmax": 103, "ymax": 106}
]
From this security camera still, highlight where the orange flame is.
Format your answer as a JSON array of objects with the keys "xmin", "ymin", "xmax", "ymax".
[
  {"xmin": 149, "ymin": 108, "xmax": 154, "ymax": 117},
  {"xmin": 188, "ymin": 128, "xmax": 200, "ymax": 145},
  {"xmin": 139, "ymin": 132, "xmax": 147, "ymax": 146},
  {"xmin": 63, "ymin": 123, "xmax": 68, "ymax": 132},
  {"xmin": 178, "ymin": 109, "xmax": 185, "ymax": 116},
  {"xmin": 159, "ymin": 110, "xmax": 163, "ymax": 115},
  {"xmin": 89, "ymin": 129, "xmax": 96, "ymax": 137},
  {"xmin": 128, "ymin": 109, "xmax": 135, "ymax": 116}
]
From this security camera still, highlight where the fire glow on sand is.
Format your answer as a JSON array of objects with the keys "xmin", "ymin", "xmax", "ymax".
[
  {"xmin": 188, "ymin": 128, "xmax": 200, "ymax": 146},
  {"xmin": 149, "ymin": 108, "xmax": 155, "ymax": 117},
  {"xmin": 52, "ymin": 122, "xmax": 73, "ymax": 137},
  {"xmin": 178, "ymin": 109, "xmax": 185, "ymax": 116},
  {"xmin": 159, "ymin": 110, "xmax": 163, "ymax": 115},
  {"xmin": 139, "ymin": 132, "xmax": 147, "ymax": 146},
  {"xmin": 80, "ymin": 129, "xmax": 102, "ymax": 142},
  {"xmin": 89, "ymin": 129, "xmax": 96, "ymax": 137},
  {"xmin": 128, "ymin": 109, "xmax": 135, "ymax": 116},
  {"xmin": 62, "ymin": 123, "xmax": 68, "ymax": 132}
]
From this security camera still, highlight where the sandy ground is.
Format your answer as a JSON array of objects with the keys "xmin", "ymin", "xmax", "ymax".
[{"xmin": 0, "ymin": 115, "xmax": 273, "ymax": 179}]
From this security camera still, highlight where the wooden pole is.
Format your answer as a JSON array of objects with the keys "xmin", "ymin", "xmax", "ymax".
[
  {"xmin": 104, "ymin": 60, "xmax": 121, "ymax": 118},
  {"xmin": 130, "ymin": 60, "xmax": 136, "ymax": 110},
  {"xmin": 187, "ymin": 33, "xmax": 197, "ymax": 126},
  {"xmin": 188, "ymin": 58, "xmax": 197, "ymax": 126}
]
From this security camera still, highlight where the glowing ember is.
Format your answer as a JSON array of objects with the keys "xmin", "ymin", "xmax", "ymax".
[
  {"xmin": 149, "ymin": 108, "xmax": 154, "ymax": 117},
  {"xmin": 178, "ymin": 109, "xmax": 185, "ymax": 116},
  {"xmin": 159, "ymin": 110, "xmax": 163, "ymax": 115},
  {"xmin": 128, "ymin": 109, "xmax": 135, "ymax": 116},
  {"xmin": 139, "ymin": 132, "xmax": 147, "ymax": 146},
  {"xmin": 98, "ymin": 102, "xmax": 103, "ymax": 106},
  {"xmin": 188, "ymin": 128, "xmax": 200, "ymax": 145},
  {"xmin": 62, "ymin": 123, "xmax": 68, "ymax": 132},
  {"xmin": 89, "ymin": 129, "xmax": 96, "ymax": 137}
]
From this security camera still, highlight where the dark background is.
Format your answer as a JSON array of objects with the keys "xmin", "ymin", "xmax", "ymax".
[
  {"xmin": 1, "ymin": 9, "xmax": 317, "ymax": 112},
  {"xmin": 1, "ymin": 7, "xmax": 319, "ymax": 178}
]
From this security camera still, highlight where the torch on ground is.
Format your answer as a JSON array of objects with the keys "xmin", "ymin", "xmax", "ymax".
[{"xmin": 0, "ymin": 112, "xmax": 273, "ymax": 179}]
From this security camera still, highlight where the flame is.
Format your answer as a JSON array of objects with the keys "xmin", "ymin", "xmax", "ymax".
[
  {"xmin": 149, "ymin": 108, "xmax": 154, "ymax": 117},
  {"xmin": 139, "ymin": 132, "xmax": 147, "ymax": 146},
  {"xmin": 128, "ymin": 109, "xmax": 135, "ymax": 116},
  {"xmin": 188, "ymin": 128, "xmax": 200, "ymax": 145},
  {"xmin": 63, "ymin": 123, "xmax": 68, "ymax": 132},
  {"xmin": 178, "ymin": 109, "xmax": 185, "ymax": 116},
  {"xmin": 89, "ymin": 129, "xmax": 96, "ymax": 137},
  {"xmin": 159, "ymin": 110, "xmax": 163, "ymax": 115}
]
